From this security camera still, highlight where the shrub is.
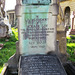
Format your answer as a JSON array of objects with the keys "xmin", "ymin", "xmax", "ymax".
[
  {"xmin": 67, "ymin": 43, "xmax": 75, "ymax": 62},
  {"xmin": 8, "ymin": 28, "xmax": 18, "ymax": 42},
  {"xmin": 0, "ymin": 59, "xmax": 3, "ymax": 66},
  {"xmin": 67, "ymin": 43, "xmax": 75, "ymax": 55},
  {"xmin": 11, "ymin": 28, "xmax": 18, "ymax": 41},
  {"xmin": 66, "ymin": 36, "xmax": 71, "ymax": 43},
  {"xmin": 0, "ymin": 67, "xmax": 3, "ymax": 73},
  {"xmin": 70, "ymin": 35, "xmax": 75, "ymax": 40}
]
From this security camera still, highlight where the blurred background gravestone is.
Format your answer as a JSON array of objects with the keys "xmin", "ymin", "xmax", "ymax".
[{"xmin": 0, "ymin": 0, "xmax": 9, "ymax": 38}]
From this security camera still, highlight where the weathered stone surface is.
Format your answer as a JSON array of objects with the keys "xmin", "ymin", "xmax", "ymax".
[
  {"xmin": 57, "ymin": 25, "xmax": 67, "ymax": 54},
  {"xmin": 8, "ymin": 41, "xmax": 20, "ymax": 67},
  {"xmin": 19, "ymin": 55, "xmax": 67, "ymax": 75},
  {"xmin": 16, "ymin": 0, "xmax": 58, "ymax": 55},
  {"xmin": 0, "ymin": 22, "xmax": 8, "ymax": 38}
]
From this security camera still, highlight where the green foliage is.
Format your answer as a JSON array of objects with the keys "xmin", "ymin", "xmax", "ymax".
[
  {"xmin": 0, "ymin": 38, "xmax": 6, "ymax": 42},
  {"xmin": 67, "ymin": 43, "xmax": 75, "ymax": 55},
  {"xmin": 67, "ymin": 43, "xmax": 75, "ymax": 62},
  {"xmin": 67, "ymin": 35, "xmax": 75, "ymax": 43},
  {"xmin": 0, "ymin": 41, "xmax": 16, "ymax": 66},
  {"xmin": 66, "ymin": 36, "xmax": 71, "ymax": 43},
  {"xmin": 0, "ymin": 67, "xmax": 3, "ymax": 73},
  {"xmin": 69, "ymin": 26, "xmax": 71, "ymax": 29},
  {"xmin": 70, "ymin": 35, "xmax": 75, "ymax": 40},
  {"xmin": 0, "ymin": 28, "xmax": 18, "ymax": 72},
  {"xmin": 11, "ymin": 28, "xmax": 18, "ymax": 41},
  {"xmin": 67, "ymin": 35, "xmax": 75, "ymax": 62},
  {"xmin": 68, "ymin": 54, "xmax": 75, "ymax": 62}
]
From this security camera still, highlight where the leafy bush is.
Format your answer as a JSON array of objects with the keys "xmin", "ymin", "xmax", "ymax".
[
  {"xmin": 67, "ymin": 35, "xmax": 75, "ymax": 43},
  {"xmin": 67, "ymin": 43, "xmax": 75, "ymax": 62},
  {"xmin": 0, "ymin": 59, "xmax": 3, "ymax": 66},
  {"xmin": 66, "ymin": 37, "xmax": 71, "ymax": 43},
  {"xmin": 70, "ymin": 35, "xmax": 75, "ymax": 40},
  {"xmin": 11, "ymin": 28, "xmax": 18, "ymax": 41},
  {"xmin": 0, "ymin": 38, "xmax": 6, "ymax": 42},
  {"xmin": 67, "ymin": 43, "xmax": 75, "ymax": 55},
  {"xmin": 0, "ymin": 67, "xmax": 3, "ymax": 73}
]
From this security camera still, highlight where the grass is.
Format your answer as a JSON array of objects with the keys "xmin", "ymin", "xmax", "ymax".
[
  {"xmin": 67, "ymin": 36, "xmax": 75, "ymax": 62},
  {"xmin": 0, "ymin": 28, "xmax": 18, "ymax": 73},
  {"xmin": 67, "ymin": 43, "xmax": 75, "ymax": 62},
  {"xmin": 0, "ymin": 39, "xmax": 16, "ymax": 73},
  {"xmin": 0, "ymin": 67, "xmax": 3, "ymax": 73}
]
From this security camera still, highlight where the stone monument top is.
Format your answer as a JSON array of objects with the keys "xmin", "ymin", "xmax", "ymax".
[{"xmin": 22, "ymin": 0, "xmax": 51, "ymax": 4}]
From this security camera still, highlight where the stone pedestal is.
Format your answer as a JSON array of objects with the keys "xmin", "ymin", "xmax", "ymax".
[
  {"xmin": 57, "ymin": 25, "xmax": 68, "ymax": 63},
  {"xmin": 19, "ymin": 55, "xmax": 67, "ymax": 75},
  {"xmin": 57, "ymin": 25, "xmax": 67, "ymax": 54}
]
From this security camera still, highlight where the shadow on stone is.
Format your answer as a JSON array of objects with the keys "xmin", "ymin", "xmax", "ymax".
[{"xmin": 64, "ymin": 63, "xmax": 75, "ymax": 75}]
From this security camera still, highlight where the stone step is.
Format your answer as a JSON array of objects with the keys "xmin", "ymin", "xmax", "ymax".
[{"xmin": 19, "ymin": 55, "xmax": 67, "ymax": 75}]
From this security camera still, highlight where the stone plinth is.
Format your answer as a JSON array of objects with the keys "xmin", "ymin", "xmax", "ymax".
[
  {"xmin": 57, "ymin": 25, "xmax": 67, "ymax": 54},
  {"xmin": 57, "ymin": 25, "xmax": 68, "ymax": 63},
  {"xmin": 19, "ymin": 55, "xmax": 67, "ymax": 75}
]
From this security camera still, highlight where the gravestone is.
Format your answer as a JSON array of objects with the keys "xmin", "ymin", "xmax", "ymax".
[
  {"xmin": 19, "ymin": 55, "xmax": 67, "ymax": 75},
  {"xmin": 15, "ymin": 0, "xmax": 67, "ymax": 75},
  {"xmin": 16, "ymin": 0, "xmax": 58, "ymax": 55},
  {"xmin": 0, "ymin": 21, "xmax": 8, "ymax": 38}
]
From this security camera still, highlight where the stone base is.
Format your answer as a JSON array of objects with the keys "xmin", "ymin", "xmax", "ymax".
[{"xmin": 19, "ymin": 54, "xmax": 67, "ymax": 75}]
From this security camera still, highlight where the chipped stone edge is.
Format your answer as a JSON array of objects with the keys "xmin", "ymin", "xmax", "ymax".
[{"xmin": 1, "ymin": 63, "xmax": 8, "ymax": 75}]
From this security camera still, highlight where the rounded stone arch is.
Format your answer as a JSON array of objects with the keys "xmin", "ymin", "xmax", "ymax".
[
  {"xmin": 64, "ymin": 6, "xmax": 70, "ymax": 26},
  {"xmin": 64, "ymin": 6, "xmax": 70, "ymax": 15}
]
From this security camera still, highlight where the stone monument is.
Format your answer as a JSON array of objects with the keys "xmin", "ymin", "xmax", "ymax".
[
  {"xmin": 7, "ymin": 0, "xmax": 67, "ymax": 75},
  {"xmin": 0, "ymin": 0, "xmax": 8, "ymax": 38},
  {"xmin": 16, "ymin": 0, "xmax": 58, "ymax": 55}
]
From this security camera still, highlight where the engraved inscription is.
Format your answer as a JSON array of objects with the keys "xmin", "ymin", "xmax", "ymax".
[
  {"xmin": 20, "ymin": 55, "xmax": 67, "ymax": 75},
  {"xmin": 21, "ymin": 16, "xmax": 54, "ymax": 49},
  {"xmin": 21, "ymin": 16, "xmax": 54, "ymax": 41},
  {"xmin": 22, "ymin": 0, "xmax": 51, "ymax": 4}
]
